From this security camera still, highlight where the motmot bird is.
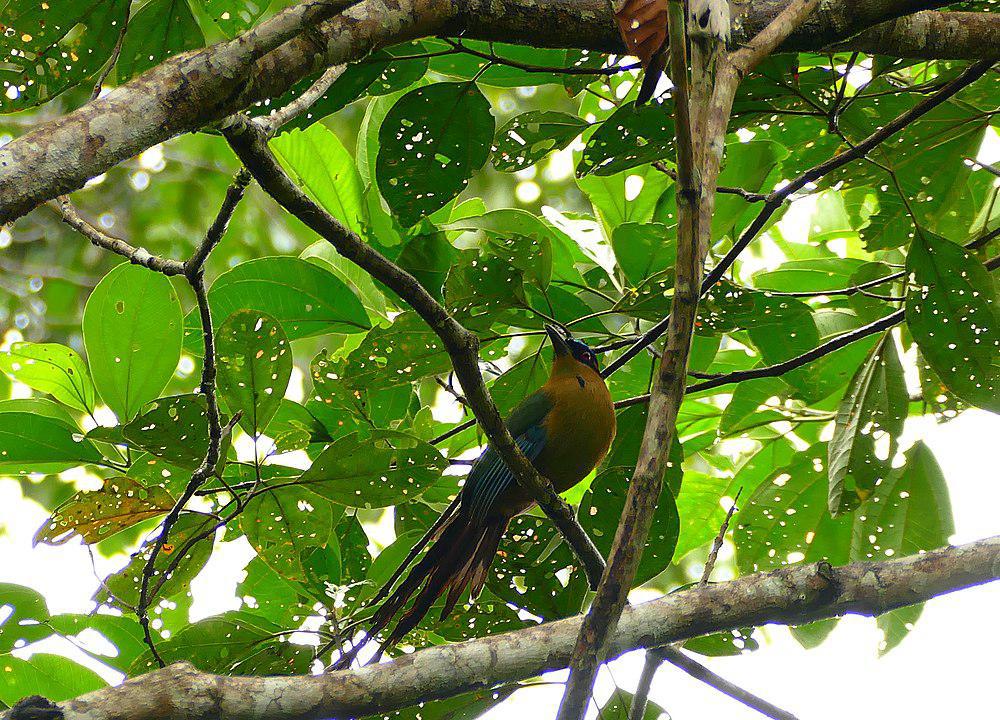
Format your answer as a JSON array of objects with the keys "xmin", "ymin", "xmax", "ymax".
[{"xmin": 358, "ymin": 324, "xmax": 616, "ymax": 659}]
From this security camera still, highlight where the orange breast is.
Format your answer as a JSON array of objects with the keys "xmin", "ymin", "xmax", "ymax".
[{"xmin": 534, "ymin": 365, "xmax": 616, "ymax": 492}]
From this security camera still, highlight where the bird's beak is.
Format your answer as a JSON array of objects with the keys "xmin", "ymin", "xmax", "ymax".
[{"xmin": 545, "ymin": 324, "xmax": 572, "ymax": 357}]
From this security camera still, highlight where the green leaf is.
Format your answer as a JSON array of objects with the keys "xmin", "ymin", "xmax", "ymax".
[
  {"xmin": 598, "ymin": 688, "xmax": 668, "ymax": 720},
  {"xmin": 271, "ymin": 124, "xmax": 367, "ymax": 236},
  {"xmin": 673, "ymin": 471, "xmax": 741, "ymax": 561},
  {"xmin": 130, "ymin": 612, "xmax": 312, "ymax": 676},
  {"xmin": 100, "ymin": 512, "xmax": 216, "ymax": 607},
  {"xmin": 396, "ymin": 230, "xmax": 456, "ymax": 302},
  {"xmin": 578, "ymin": 101, "xmax": 675, "ymax": 176},
  {"xmin": 0, "ymin": 583, "xmax": 49, "ymax": 652},
  {"xmin": 300, "ymin": 430, "xmax": 446, "ymax": 507},
  {"xmin": 905, "ymin": 231, "xmax": 999, "ymax": 412},
  {"xmin": 851, "ymin": 442, "xmax": 954, "ymax": 653},
  {"xmin": 186, "ymin": 256, "xmax": 371, "ymax": 348},
  {"xmin": 117, "ymin": 0, "xmax": 205, "ymax": 82},
  {"xmin": 580, "ymin": 466, "xmax": 679, "ymax": 585},
  {"xmin": 612, "ymin": 222, "xmax": 676, "ymax": 286},
  {"xmin": 35, "ymin": 476, "xmax": 174, "ymax": 546},
  {"xmin": 487, "ymin": 514, "xmax": 587, "ymax": 620},
  {"xmin": 377, "ymin": 82, "xmax": 494, "ymax": 226},
  {"xmin": 735, "ymin": 447, "xmax": 854, "ymax": 575},
  {"xmin": 0, "ymin": 0, "xmax": 128, "ymax": 112},
  {"xmin": 240, "ymin": 485, "xmax": 336, "ymax": 583},
  {"xmin": 195, "ymin": 0, "xmax": 268, "ymax": 37},
  {"xmin": 84, "ymin": 264, "xmax": 183, "ymax": 421},
  {"xmin": 0, "ymin": 654, "xmax": 105, "ymax": 706},
  {"xmin": 122, "ymin": 394, "xmax": 213, "ymax": 470},
  {"xmin": 216, "ymin": 310, "xmax": 292, "ymax": 436},
  {"xmin": 0, "ymin": 400, "xmax": 103, "ymax": 471},
  {"xmin": 828, "ymin": 334, "xmax": 907, "ymax": 515},
  {"xmin": 492, "ymin": 111, "xmax": 588, "ymax": 172},
  {"xmin": 753, "ymin": 258, "xmax": 871, "ymax": 293},
  {"xmin": 0, "ymin": 342, "xmax": 96, "ymax": 413}
]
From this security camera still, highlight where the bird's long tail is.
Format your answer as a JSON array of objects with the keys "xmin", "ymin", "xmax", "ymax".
[{"xmin": 338, "ymin": 510, "xmax": 508, "ymax": 667}]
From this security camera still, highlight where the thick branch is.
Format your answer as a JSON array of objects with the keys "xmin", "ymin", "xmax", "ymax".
[
  {"xmin": 11, "ymin": 538, "xmax": 998, "ymax": 720},
  {"xmin": 2, "ymin": 0, "xmax": 996, "ymax": 224},
  {"xmin": 222, "ymin": 117, "xmax": 606, "ymax": 588}
]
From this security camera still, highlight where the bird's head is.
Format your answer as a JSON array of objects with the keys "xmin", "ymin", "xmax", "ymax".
[{"xmin": 545, "ymin": 324, "xmax": 600, "ymax": 373}]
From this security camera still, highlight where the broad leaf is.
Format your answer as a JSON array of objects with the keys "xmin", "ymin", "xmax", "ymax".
[
  {"xmin": 0, "ymin": 342, "xmax": 96, "ymax": 413},
  {"xmin": 0, "ymin": 399, "xmax": 103, "ymax": 471},
  {"xmin": 122, "ymin": 394, "xmax": 213, "ymax": 470},
  {"xmin": 117, "ymin": 0, "xmax": 205, "ymax": 82},
  {"xmin": 84, "ymin": 264, "xmax": 183, "ymax": 421},
  {"xmin": 216, "ymin": 310, "xmax": 292, "ymax": 436},
  {"xmin": 300, "ymin": 430, "xmax": 446, "ymax": 507},
  {"xmin": 186, "ymin": 256, "xmax": 371, "ymax": 348},
  {"xmin": 377, "ymin": 82, "xmax": 494, "ymax": 226},
  {"xmin": 272, "ymin": 124, "xmax": 367, "ymax": 236},
  {"xmin": 905, "ymin": 231, "xmax": 999, "ymax": 412},
  {"xmin": 240, "ymin": 485, "xmax": 336, "ymax": 583},
  {"xmin": 828, "ymin": 334, "xmax": 907, "ymax": 515},
  {"xmin": 35, "ymin": 476, "xmax": 174, "ymax": 546},
  {"xmin": 492, "ymin": 111, "xmax": 588, "ymax": 172},
  {"xmin": 0, "ymin": 0, "xmax": 128, "ymax": 111}
]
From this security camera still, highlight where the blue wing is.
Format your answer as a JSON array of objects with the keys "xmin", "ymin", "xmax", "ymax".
[{"xmin": 461, "ymin": 423, "xmax": 547, "ymax": 524}]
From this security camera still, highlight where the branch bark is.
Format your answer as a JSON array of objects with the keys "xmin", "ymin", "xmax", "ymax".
[
  {"xmin": 1, "ymin": 0, "xmax": 996, "ymax": 224},
  {"xmin": 8, "ymin": 537, "xmax": 997, "ymax": 720},
  {"xmin": 221, "ymin": 116, "xmax": 607, "ymax": 589}
]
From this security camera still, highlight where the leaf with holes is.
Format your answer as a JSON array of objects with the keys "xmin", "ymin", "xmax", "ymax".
[
  {"xmin": 0, "ymin": 399, "xmax": 104, "ymax": 473},
  {"xmin": 0, "ymin": 583, "xmax": 50, "ymax": 653},
  {"xmin": 0, "ymin": 0, "xmax": 128, "ymax": 112},
  {"xmin": 99, "ymin": 513, "xmax": 217, "ymax": 608},
  {"xmin": 121, "ymin": 394, "xmax": 213, "ymax": 470},
  {"xmin": 195, "ymin": 0, "xmax": 269, "ymax": 37},
  {"xmin": 240, "ymin": 485, "xmax": 336, "ymax": 583},
  {"xmin": 492, "ymin": 111, "xmax": 588, "ymax": 172},
  {"xmin": 216, "ymin": 310, "xmax": 291, "ymax": 436},
  {"xmin": 599, "ymin": 688, "xmax": 668, "ymax": 720},
  {"xmin": 0, "ymin": 342, "xmax": 96, "ymax": 413},
  {"xmin": 299, "ymin": 430, "xmax": 445, "ymax": 508},
  {"xmin": 185, "ymin": 256, "xmax": 371, "ymax": 350},
  {"xmin": 580, "ymin": 466, "xmax": 679, "ymax": 585},
  {"xmin": 828, "ymin": 334, "xmax": 907, "ymax": 515},
  {"xmin": 129, "ymin": 611, "xmax": 312, "ymax": 676},
  {"xmin": 578, "ymin": 101, "xmax": 675, "ymax": 176},
  {"xmin": 735, "ymin": 447, "xmax": 854, "ymax": 575},
  {"xmin": 376, "ymin": 82, "xmax": 494, "ymax": 226},
  {"xmin": 84, "ymin": 264, "xmax": 183, "ymax": 422},
  {"xmin": 117, "ymin": 0, "xmax": 205, "ymax": 82},
  {"xmin": 487, "ymin": 514, "xmax": 588, "ymax": 620},
  {"xmin": 34, "ymin": 477, "xmax": 174, "ymax": 546},
  {"xmin": 0, "ymin": 653, "xmax": 106, "ymax": 706},
  {"xmin": 851, "ymin": 442, "xmax": 954, "ymax": 653},
  {"xmin": 905, "ymin": 231, "xmax": 1000, "ymax": 412}
]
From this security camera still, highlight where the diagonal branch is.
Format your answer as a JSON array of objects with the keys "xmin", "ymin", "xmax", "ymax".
[
  {"xmin": 9, "ymin": 537, "xmax": 998, "ymax": 720},
  {"xmin": 221, "ymin": 115, "xmax": 607, "ymax": 589}
]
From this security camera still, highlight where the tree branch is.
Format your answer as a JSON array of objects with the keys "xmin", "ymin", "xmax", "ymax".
[
  {"xmin": 10, "ymin": 537, "xmax": 998, "ymax": 720},
  {"xmin": 221, "ymin": 115, "xmax": 607, "ymax": 589},
  {"xmin": 653, "ymin": 647, "xmax": 801, "ymax": 720},
  {"xmin": 2, "ymin": 0, "xmax": 996, "ymax": 224}
]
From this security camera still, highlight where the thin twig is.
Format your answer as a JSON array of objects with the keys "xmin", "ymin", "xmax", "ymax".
[
  {"xmin": 444, "ymin": 38, "xmax": 639, "ymax": 76},
  {"xmin": 652, "ymin": 161, "xmax": 771, "ymax": 202},
  {"xmin": 91, "ymin": 5, "xmax": 131, "ymax": 100},
  {"xmin": 52, "ymin": 198, "xmax": 185, "ymax": 275},
  {"xmin": 259, "ymin": 65, "xmax": 347, "ymax": 135},
  {"xmin": 134, "ymin": 172, "xmax": 253, "ymax": 665},
  {"xmin": 653, "ymin": 646, "xmax": 801, "ymax": 720}
]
